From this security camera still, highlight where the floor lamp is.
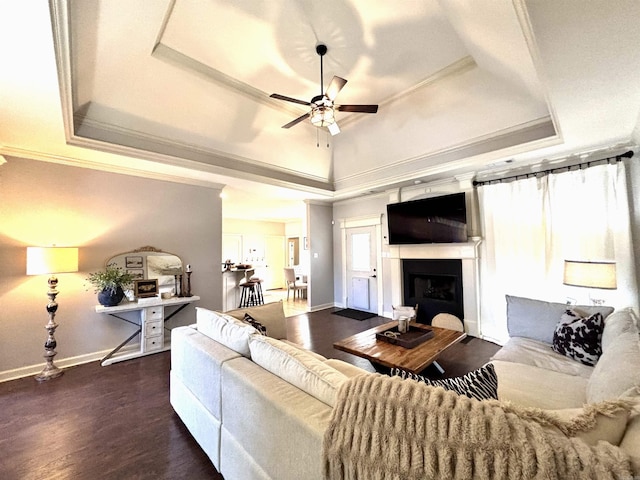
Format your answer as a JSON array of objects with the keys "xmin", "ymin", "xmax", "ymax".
[
  {"xmin": 563, "ymin": 260, "xmax": 617, "ymax": 305},
  {"xmin": 26, "ymin": 246, "xmax": 79, "ymax": 382}
]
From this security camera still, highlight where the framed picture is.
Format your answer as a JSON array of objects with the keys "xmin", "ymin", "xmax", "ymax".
[
  {"xmin": 127, "ymin": 269, "xmax": 144, "ymax": 280},
  {"xmin": 134, "ymin": 279, "xmax": 158, "ymax": 298},
  {"xmin": 126, "ymin": 256, "xmax": 143, "ymax": 269}
]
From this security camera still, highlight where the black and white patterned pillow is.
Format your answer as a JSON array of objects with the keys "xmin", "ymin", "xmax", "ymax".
[
  {"xmin": 243, "ymin": 313, "xmax": 267, "ymax": 335},
  {"xmin": 390, "ymin": 363, "xmax": 498, "ymax": 400},
  {"xmin": 552, "ymin": 309, "xmax": 604, "ymax": 366}
]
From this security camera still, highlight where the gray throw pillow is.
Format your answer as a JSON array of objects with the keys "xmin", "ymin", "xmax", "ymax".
[
  {"xmin": 506, "ymin": 295, "xmax": 613, "ymax": 344},
  {"xmin": 390, "ymin": 363, "xmax": 498, "ymax": 400}
]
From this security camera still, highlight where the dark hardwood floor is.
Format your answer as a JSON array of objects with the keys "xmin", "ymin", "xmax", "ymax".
[{"xmin": 0, "ymin": 308, "xmax": 500, "ymax": 480}]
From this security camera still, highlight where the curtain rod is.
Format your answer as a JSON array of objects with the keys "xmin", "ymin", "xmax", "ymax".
[{"xmin": 473, "ymin": 150, "xmax": 634, "ymax": 187}]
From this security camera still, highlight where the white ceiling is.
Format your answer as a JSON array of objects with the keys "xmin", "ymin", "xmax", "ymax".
[{"xmin": 2, "ymin": 1, "xmax": 640, "ymax": 222}]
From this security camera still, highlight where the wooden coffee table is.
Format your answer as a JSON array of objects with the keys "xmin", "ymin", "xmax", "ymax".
[{"xmin": 333, "ymin": 321, "xmax": 466, "ymax": 374}]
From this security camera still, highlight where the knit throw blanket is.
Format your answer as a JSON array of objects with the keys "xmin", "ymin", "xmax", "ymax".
[{"xmin": 323, "ymin": 374, "xmax": 633, "ymax": 480}]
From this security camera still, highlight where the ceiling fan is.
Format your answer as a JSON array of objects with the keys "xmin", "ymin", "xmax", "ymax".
[{"xmin": 270, "ymin": 44, "xmax": 378, "ymax": 136}]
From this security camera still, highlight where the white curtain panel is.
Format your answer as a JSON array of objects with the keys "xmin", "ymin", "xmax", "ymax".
[{"xmin": 477, "ymin": 161, "xmax": 638, "ymax": 344}]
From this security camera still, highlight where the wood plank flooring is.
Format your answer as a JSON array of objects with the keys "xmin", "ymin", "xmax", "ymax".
[{"xmin": 0, "ymin": 307, "xmax": 500, "ymax": 480}]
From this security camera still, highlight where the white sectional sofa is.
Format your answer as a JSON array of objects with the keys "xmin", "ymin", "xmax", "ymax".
[
  {"xmin": 170, "ymin": 298, "xmax": 640, "ymax": 479},
  {"xmin": 170, "ymin": 301, "xmax": 365, "ymax": 480}
]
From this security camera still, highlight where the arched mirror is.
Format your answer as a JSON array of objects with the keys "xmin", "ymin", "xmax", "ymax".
[{"xmin": 106, "ymin": 246, "xmax": 183, "ymax": 291}]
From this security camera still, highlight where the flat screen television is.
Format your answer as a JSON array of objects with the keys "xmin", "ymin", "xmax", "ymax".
[{"xmin": 386, "ymin": 192, "xmax": 467, "ymax": 244}]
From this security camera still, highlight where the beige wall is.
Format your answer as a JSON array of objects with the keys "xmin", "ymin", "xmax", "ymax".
[{"xmin": 0, "ymin": 157, "xmax": 222, "ymax": 380}]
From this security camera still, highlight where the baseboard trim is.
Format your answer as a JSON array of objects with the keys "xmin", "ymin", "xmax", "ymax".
[
  {"xmin": 0, "ymin": 349, "xmax": 112, "ymax": 383},
  {"xmin": 309, "ymin": 302, "xmax": 336, "ymax": 312}
]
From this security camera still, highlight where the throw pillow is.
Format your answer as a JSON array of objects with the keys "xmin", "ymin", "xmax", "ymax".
[
  {"xmin": 390, "ymin": 363, "xmax": 498, "ymax": 400},
  {"xmin": 225, "ymin": 301, "xmax": 288, "ymax": 339},
  {"xmin": 242, "ymin": 313, "xmax": 266, "ymax": 335},
  {"xmin": 552, "ymin": 309, "xmax": 604, "ymax": 366}
]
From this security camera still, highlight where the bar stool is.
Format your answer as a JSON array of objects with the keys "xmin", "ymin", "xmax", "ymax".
[
  {"xmin": 238, "ymin": 281, "xmax": 259, "ymax": 308},
  {"xmin": 249, "ymin": 276, "xmax": 264, "ymax": 305}
]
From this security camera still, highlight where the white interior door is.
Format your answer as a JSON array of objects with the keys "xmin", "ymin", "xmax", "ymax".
[
  {"xmin": 263, "ymin": 235, "xmax": 285, "ymax": 290},
  {"xmin": 346, "ymin": 226, "xmax": 378, "ymax": 312}
]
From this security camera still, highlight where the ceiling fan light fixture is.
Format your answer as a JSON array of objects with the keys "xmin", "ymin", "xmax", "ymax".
[
  {"xmin": 270, "ymin": 43, "xmax": 377, "ymax": 134},
  {"xmin": 310, "ymin": 105, "xmax": 335, "ymax": 127}
]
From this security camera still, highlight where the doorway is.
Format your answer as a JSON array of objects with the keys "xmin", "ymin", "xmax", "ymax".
[
  {"xmin": 344, "ymin": 225, "xmax": 379, "ymax": 314},
  {"xmin": 287, "ymin": 237, "xmax": 299, "ymax": 267}
]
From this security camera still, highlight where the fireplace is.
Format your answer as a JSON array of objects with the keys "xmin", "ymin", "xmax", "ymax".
[
  {"xmin": 403, "ymin": 259, "xmax": 463, "ymax": 324},
  {"xmin": 388, "ymin": 241, "xmax": 481, "ymax": 336}
]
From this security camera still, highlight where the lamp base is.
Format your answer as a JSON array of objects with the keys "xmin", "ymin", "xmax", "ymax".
[{"xmin": 34, "ymin": 364, "xmax": 64, "ymax": 382}]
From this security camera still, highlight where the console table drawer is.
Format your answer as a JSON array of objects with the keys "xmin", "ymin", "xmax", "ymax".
[
  {"xmin": 144, "ymin": 335, "xmax": 163, "ymax": 352},
  {"xmin": 144, "ymin": 320, "xmax": 163, "ymax": 337},
  {"xmin": 144, "ymin": 307, "xmax": 163, "ymax": 321}
]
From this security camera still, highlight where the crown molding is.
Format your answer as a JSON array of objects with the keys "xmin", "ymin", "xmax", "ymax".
[{"xmin": 0, "ymin": 145, "xmax": 225, "ymax": 189}]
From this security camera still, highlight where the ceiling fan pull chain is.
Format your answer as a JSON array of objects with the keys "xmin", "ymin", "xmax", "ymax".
[
  {"xmin": 317, "ymin": 128, "xmax": 320, "ymax": 148},
  {"xmin": 326, "ymin": 130, "xmax": 330, "ymax": 148}
]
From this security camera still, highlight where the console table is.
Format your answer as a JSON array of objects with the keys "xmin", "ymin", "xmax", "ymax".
[{"xmin": 95, "ymin": 296, "xmax": 200, "ymax": 366}]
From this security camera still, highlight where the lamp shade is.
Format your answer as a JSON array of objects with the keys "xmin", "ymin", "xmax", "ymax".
[
  {"xmin": 27, "ymin": 247, "xmax": 79, "ymax": 275},
  {"xmin": 563, "ymin": 260, "xmax": 617, "ymax": 290}
]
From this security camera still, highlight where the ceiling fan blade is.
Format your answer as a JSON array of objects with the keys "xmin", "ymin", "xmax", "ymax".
[
  {"xmin": 270, "ymin": 93, "xmax": 311, "ymax": 106},
  {"xmin": 328, "ymin": 122, "xmax": 341, "ymax": 136},
  {"xmin": 325, "ymin": 76, "xmax": 347, "ymax": 101},
  {"xmin": 282, "ymin": 112, "xmax": 310, "ymax": 129},
  {"xmin": 336, "ymin": 104, "xmax": 378, "ymax": 113}
]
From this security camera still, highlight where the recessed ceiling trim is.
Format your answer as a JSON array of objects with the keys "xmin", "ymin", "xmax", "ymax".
[
  {"xmin": 66, "ymin": 126, "xmax": 335, "ymax": 196},
  {"xmin": 72, "ymin": 106, "xmax": 333, "ymax": 190},
  {"xmin": 339, "ymin": 56, "xmax": 476, "ymax": 128},
  {"xmin": 332, "ymin": 117, "xmax": 559, "ymax": 198},
  {"xmin": 152, "ymin": 42, "xmax": 306, "ymax": 119},
  {"xmin": 49, "ymin": 0, "xmax": 76, "ymax": 144},
  {"xmin": 511, "ymin": 0, "xmax": 562, "ymax": 141},
  {"xmin": 337, "ymin": 116, "xmax": 556, "ymax": 183}
]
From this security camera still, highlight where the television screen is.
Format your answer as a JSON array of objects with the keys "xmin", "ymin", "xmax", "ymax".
[{"xmin": 386, "ymin": 192, "xmax": 467, "ymax": 244}]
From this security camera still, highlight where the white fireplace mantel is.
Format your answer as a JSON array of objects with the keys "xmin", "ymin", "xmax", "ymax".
[{"xmin": 389, "ymin": 240, "xmax": 482, "ymax": 337}]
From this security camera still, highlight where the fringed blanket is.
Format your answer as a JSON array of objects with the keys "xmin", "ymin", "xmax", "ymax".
[{"xmin": 322, "ymin": 374, "xmax": 633, "ymax": 480}]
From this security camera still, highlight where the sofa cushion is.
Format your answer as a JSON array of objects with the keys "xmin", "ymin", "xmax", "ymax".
[
  {"xmin": 602, "ymin": 309, "xmax": 638, "ymax": 351},
  {"xmin": 390, "ymin": 363, "xmax": 498, "ymax": 400},
  {"xmin": 505, "ymin": 295, "xmax": 613, "ymax": 344},
  {"xmin": 492, "ymin": 359, "xmax": 588, "ymax": 408},
  {"xmin": 544, "ymin": 401, "xmax": 633, "ymax": 446},
  {"xmin": 552, "ymin": 310, "xmax": 604, "ymax": 366},
  {"xmin": 491, "ymin": 337, "xmax": 594, "ymax": 378},
  {"xmin": 225, "ymin": 301, "xmax": 287, "ymax": 339},
  {"xmin": 587, "ymin": 328, "xmax": 640, "ymax": 403},
  {"xmin": 279, "ymin": 339, "xmax": 328, "ymax": 362},
  {"xmin": 196, "ymin": 307, "xmax": 258, "ymax": 358},
  {"xmin": 324, "ymin": 359, "xmax": 371, "ymax": 378},
  {"xmin": 248, "ymin": 335, "xmax": 347, "ymax": 407}
]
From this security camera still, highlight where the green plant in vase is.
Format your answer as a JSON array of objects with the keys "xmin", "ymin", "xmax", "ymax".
[{"xmin": 87, "ymin": 263, "xmax": 135, "ymax": 307}]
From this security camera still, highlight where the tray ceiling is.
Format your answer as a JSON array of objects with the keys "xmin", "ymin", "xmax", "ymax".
[{"xmin": 3, "ymin": 1, "xmax": 640, "ymax": 220}]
